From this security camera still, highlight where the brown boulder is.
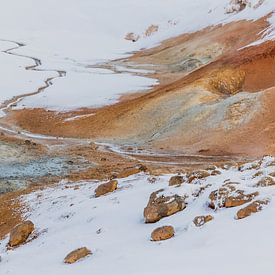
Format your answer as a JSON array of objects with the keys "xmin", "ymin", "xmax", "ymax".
[
  {"xmin": 187, "ymin": 170, "xmax": 210, "ymax": 183},
  {"xmin": 144, "ymin": 189, "xmax": 186, "ymax": 223},
  {"xmin": 151, "ymin": 225, "xmax": 175, "ymax": 241},
  {"xmin": 208, "ymin": 184, "xmax": 258, "ymax": 209},
  {"xmin": 8, "ymin": 220, "xmax": 34, "ymax": 247},
  {"xmin": 64, "ymin": 247, "xmax": 91, "ymax": 264},
  {"xmin": 169, "ymin": 175, "xmax": 184, "ymax": 186},
  {"xmin": 236, "ymin": 200, "xmax": 269, "ymax": 219},
  {"xmin": 95, "ymin": 180, "xmax": 118, "ymax": 197},
  {"xmin": 193, "ymin": 215, "xmax": 213, "ymax": 227}
]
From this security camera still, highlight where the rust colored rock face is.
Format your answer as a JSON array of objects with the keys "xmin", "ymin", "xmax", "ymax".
[
  {"xmin": 64, "ymin": 247, "xmax": 91, "ymax": 264},
  {"xmin": 8, "ymin": 220, "xmax": 34, "ymax": 247},
  {"xmin": 208, "ymin": 69, "xmax": 246, "ymax": 95},
  {"xmin": 236, "ymin": 199, "xmax": 269, "ymax": 219},
  {"xmin": 151, "ymin": 225, "xmax": 175, "ymax": 241},
  {"xmin": 169, "ymin": 175, "xmax": 184, "ymax": 186},
  {"xmin": 208, "ymin": 184, "xmax": 258, "ymax": 209},
  {"xmin": 193, "ymin": 215, "xmax": 213, "ymax": 227},
  {"xmin": 144, "ymin": 189, "xmax": 186, "ymax": 223},
  {"xmin": 95, "ymin": 180, "xmax": 118, "ymax": 197}
]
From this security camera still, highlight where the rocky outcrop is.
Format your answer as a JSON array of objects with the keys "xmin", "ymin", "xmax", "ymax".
[
  {"xmin": 208, "ymin": 69, "xmax": 246, "ymax": 95},
  {"xmin": 151, "ymin": 225, "xmax": 175, "ymax": 241},
  {"xmin": 95, "ymin": 180, "xmax": 118, "ymax": 197},
  {"xmin": 169, "ymin": 175, "xmax": 184, "ymax": 186},
  {"xmin": 193, "ymin": 215, "xmax": 213, "ymax": 227},
  {"xmin": 64, "ymin": 247, "xmax": 91, "ymax": 264},
  {"xmin": 208, "ymin": 184, "xmax": 258, "ymax": 209},
  {"xmin": 236, "ymin": 199, "xmax": 269, "ymax": 219},
  {"xmin": 144, "ymin": 189, "xmax": 186, "ymax": 223},
  {"xmin": 8, "ymin": 220, "xmax": 34, "ymax": 247}
]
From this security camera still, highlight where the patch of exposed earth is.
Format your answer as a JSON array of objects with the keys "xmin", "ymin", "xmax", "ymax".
[
  {"xmin": 4, "ymin": 16, "xmax": 274, "ymax": 158},
  {"xmin": 0, "ymin": 14, "xmax": 274, "ymax": 247}
]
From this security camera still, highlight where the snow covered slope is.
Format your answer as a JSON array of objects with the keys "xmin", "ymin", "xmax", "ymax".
[
  {"xmin": 0, "ymin": 157, "xmax": 274, "ymax": 274},
  {"xmin": 0, "ymin": 0, "xmax": 274, "ymax": 110}
]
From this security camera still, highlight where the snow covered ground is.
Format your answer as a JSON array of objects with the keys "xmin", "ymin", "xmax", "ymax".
[
  {"xmin": 0, "ymin": 0, "xmax": 274, "ymax": 111},
  {"xmin": 0, "ymin": 157, "xmax": 274, "ymax": 274}
]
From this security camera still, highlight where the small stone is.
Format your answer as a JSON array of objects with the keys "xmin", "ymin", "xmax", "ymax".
[
  {"xmin": 8, "ymin": 220, "xmax": 35, "ymax": 247},
  {"xmin": 64, "ymin": 247, "xmax": 91, "ymax": 264},
  {"xmin": 169, "ymin": 175, "xmax": 184, "ymax": 186},
  {"xmin": 252, "ymin": 171, "xmax": 264, "ymax": 178},
  {"xmin": 151, "ymin": 226, "xmax": 175, "ymax": 241},
  {"xmin": 211, "ymin": 170, "xmax": 221, "ymax": 176},
  {"xmin": 193, "ymin": 215, "xmax": 213, "ymax": 227},
  {"xmin": 236, "ymin": 200, "xmax": 269, "ymax": 219},
  {"xmin": 95, "ymin": 180, "xmax": 118, "ymax": 197}
]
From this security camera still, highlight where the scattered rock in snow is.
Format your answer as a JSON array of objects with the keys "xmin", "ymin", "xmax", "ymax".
[
  {"xmin": 226, "ymin": 0, "xmax": 248, "ymax": 14},
  {"xmin": 8, "ymin": 220, "xmax": 34, "ymax": 247},
  {"xmin": 147, "ymin": 176, "xmax": 158, "ymax": 184},
  {"xmin": 151, "ymin": 225, "xmax": 175, "ymax": 241},
  {"xmin": 169, "ymin": 175, "xmax": 184, "ymax": 186},
  {"xmin": 269, "ymin": 172, "xmax": 275, "ymax": 177},
  {"xmin": 252, "ymin": 171, "xmax": 264, "ymax": 178},
  {"xmin": 64, "ymin": 247, "xmax": 91, "ymax": 264},
  {"xmin": 208, "ymin": 184, "xmax": 258, "ymax": 209},
  {"xmin": 256, "ymin": 176, "xmax": 275, "ymax": 187},
  {"xmin": 187, "ymin": 170, "xmax": 210, "ymax": 183},
  {"xmin": 211, "ymin": 170, "xmax": 222, "ymax": 176},
  {"xmin": 236, "ymin": 199, "xmax": 269, "ymax": 219},
  {"xmin": 125, "ymin": 32, "xmax": 140, "ymax": 42},
  {"xmin": 144, "ymin": 189, "xmax": 186, "ymax": 223},
  {"xmin": 144, "ymin": 24, "xmax": 159, "ymax": 37},
  {"xmin": 193, "ymin": 215, "xmax": 213, "ymax": 227},
  {"xmin": 95, "ymin": 180, "xmax": 118, "ymax": 197}
]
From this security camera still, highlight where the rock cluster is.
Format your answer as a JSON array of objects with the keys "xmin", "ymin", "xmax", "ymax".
[{"xmin": 208, "ymin": 184, "xmax": 258, "ymax": 209}]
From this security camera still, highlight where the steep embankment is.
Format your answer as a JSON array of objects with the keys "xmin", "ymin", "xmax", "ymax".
[{"xmin": 6, "ymin": 15, "xmax": 275, "ymax": 157}]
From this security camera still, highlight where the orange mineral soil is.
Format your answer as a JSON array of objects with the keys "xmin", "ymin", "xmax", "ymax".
[{"xmin": 3, "ymin": 16, "xmax": 275, "ymax": 158}]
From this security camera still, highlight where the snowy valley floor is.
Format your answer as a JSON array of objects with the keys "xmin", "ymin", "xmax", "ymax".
[{"xmin": 0, "ymin": 157, "xmax": 274, "ymax": 275}]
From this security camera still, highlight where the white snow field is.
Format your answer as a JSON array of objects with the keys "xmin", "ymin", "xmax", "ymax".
[
  {"xmin": 0, "ymin": 0, "xmax": 274, "ymax": 110},
  {"xmin": 0, "ymin": 157, "xmax": 274, "ymax": 275}
]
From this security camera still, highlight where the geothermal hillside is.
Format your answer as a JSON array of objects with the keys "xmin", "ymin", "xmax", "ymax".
[{"xmin": 0, "ymin": 1, "xmax": 275, "ymax": 274}]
